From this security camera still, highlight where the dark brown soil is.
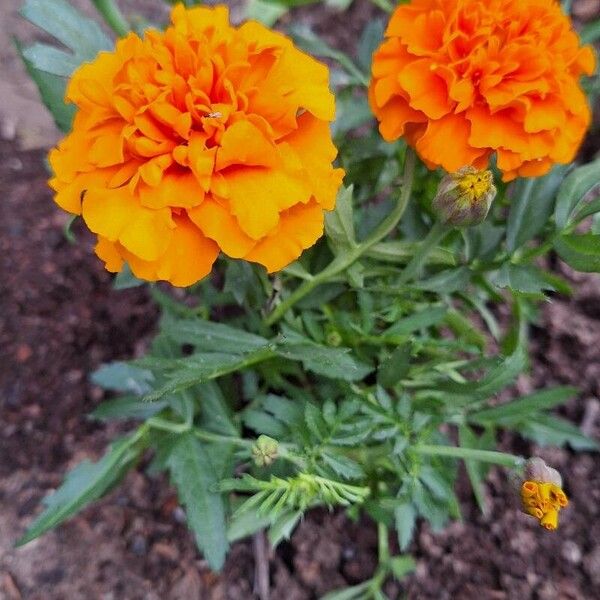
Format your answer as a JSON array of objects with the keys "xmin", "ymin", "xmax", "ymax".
[{"xmin": 1, "ymin": 1, "xmax": 600, "ymax": 599}]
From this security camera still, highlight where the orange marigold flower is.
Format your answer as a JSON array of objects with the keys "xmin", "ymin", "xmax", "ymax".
[
  {"xmin": 49, "ymin": 4, "xmax": 344, "ymax": 286},
  {"xmin": 369, "ymin": 0, "xmax": 596, "ymax": 181}
]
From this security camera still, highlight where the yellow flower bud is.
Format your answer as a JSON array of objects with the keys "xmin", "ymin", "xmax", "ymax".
[
  {"xmin": 432, "ymin": 167, "xmax": 497, "ymax": 227},
  {"xmin": 252, "ymin": 435, "xmax": 279, "ymax": 467}
]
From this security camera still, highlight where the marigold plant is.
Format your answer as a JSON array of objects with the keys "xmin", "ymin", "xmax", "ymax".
[
  {"xmin": 49, "ymin": 4, "xmax": 343, "ymax": 286},
  {"xmin": 17, "ymin": 0, "xmax": 600, "ymax": 597},
  {"xmin": 369, "ymin": 0, "xmax": 596, "ymax": 180}
]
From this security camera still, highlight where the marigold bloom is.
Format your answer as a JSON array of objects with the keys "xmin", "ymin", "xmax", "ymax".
[
  {"xmin": 369, "ymin": 0, "xmax": 596, "ymax": 181},
  {"xmin": 49, "ymin": 4, "xmax": 344, "ymax": 286},
  {"xmin": 520, "ymin": 458, "xmax": 568, "ymax": 531}
]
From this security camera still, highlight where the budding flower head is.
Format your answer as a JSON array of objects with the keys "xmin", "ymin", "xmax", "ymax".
[
  {"xmin": 520, "ymin": 458, "xmax": 568, "ymax": 531},
  {"xmin": 432, "ymin": 167, "xmax": 497, "ymax": 227},
  {"xmin": 252, "ymin": 435, "xmax": 279, "ymax": 467}
]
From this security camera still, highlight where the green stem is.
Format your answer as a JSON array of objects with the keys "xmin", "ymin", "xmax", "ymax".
[
  {"xmin": 398, "ymin": 221, "xmax": 449, "ymax": 284},
  {"xmin": 377, "ymin": 522, "xmax": 390, "ymax": 565},
  {"xmin": 265, "ymin": 148, "xmax": 417, "ymax": 326},
  {"xmin": 91, "ymin": 0, "xmax": 130, "ymax": 37},
  {"xmin": 193, "ymin": 429, "xmax": 254, "ymax": 447},
  {"xmin": 414, "ymin": 444, "xmax": 524, "ymax": 468}
]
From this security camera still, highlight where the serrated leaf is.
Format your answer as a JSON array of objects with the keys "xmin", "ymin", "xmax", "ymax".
[
  {"xmin": 161, "ymin": 315, "xmax": 270, "ymax": 354},
  {"xmin": 17, "ymin": 434, "xmax": 142, "ymax": 545},
  {"xmin": 197, "ymin": 381, "xmax": 239, "ymax": 436},
  {"xmin": 91, "ymin": 362, "xmax": 154, "ymax": 395},
  {"xmin": 322, "ymin": 451, "xmax": 365, "ymax": 479},
  {"xmin": 554, "ymin": 159, "xmax": 600, "ymax": 229},
  {"xmin": 554, "ymin": 233, "xmax": 600, "ymax": 272},
  {"xmin": 493, "ymin": 264, "xmax": 555, "ymax": 294},
  {"xmin": 277, "ymin": 343, "xmax": 373, "ymax": 381},
  {"xmin": 518, "ymin": 414, "xmax": 598, "ymax": 450},
  {"xmin": 470, "ymin": 386, "xmax": 578, "ymax": 425},
  {"xmin": 167, "ymin": 433, "xmax": 228, "ymax": 570},
  {"xmin": 378, "ymin": 344, "xmax": 411, "ymax": 388}
]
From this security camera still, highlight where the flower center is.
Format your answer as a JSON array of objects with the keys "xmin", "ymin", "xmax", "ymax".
[{"xmin": 457, "ymin": 171, "xmax": 493, "ymax": 204}]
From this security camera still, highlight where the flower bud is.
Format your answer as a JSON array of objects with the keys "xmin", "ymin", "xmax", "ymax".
[
  {"xmin": 252, "ymin": 435, "xmax": 279, "ymax": 467},
  {"xmin": 519, "ymin": 457, "xmax": 568, "ymax": 531},
  {"xmin": 325, "ymin": 327, "xmax": 343, "ymax": 347},
  {"xmin": 432, "ymin": 167, "xmax": 497, "ymax": 227}
]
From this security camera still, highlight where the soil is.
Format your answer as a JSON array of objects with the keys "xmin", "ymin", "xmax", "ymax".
[{"xmin": 1, "ymin": 1, "xmax": 600, "ymax": 599}]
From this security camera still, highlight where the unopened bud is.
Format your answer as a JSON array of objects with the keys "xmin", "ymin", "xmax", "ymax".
[
  {"xmin": 252, "ymin": 435, "xmax": 279, "ymax": 467},
  {"xmin": 432, "ymin": 166, "xmax": 496, "ymax": 227},
  {"xmin": 325, "ymin": 326, "xmax": 342, "ymax": 347}
]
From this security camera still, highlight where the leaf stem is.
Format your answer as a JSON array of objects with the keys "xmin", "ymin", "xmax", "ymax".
[
  {"xmin": 265, "ymin": 148, "xmax": 417, "ymax": 326},
  {"xmin": 414, "ymin": 444, "xmax": 524, "ymax": 468},
  {"xmin": 91, "ymin": 0, "xmax": 129, "ymax": 37}
]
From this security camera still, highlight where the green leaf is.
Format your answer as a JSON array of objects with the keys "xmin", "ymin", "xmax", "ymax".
[
  {"xmin": 140, "ymin": 349, "xmax": 274, "ymax": 402},
  {"xmin": 506, "ymin": 167, "xmax": 567, "ymax": 252},
  {"xmin": 389, "ymin": 555, "xmax": 416, "ymax": 581},
  {"xmin": 321, "ymin": 581, "xmax": 372, "ymax": 600},
  {"xmin": 227, "ymin": 505, "xmax": 272, "ymax": 543},
  {"xmin": 113, "ymin": 263, "xmax": 144, "ymax": 290},
  {"xmin": 357, "ymin": 19, "xmax": 384, "ymax": 71},
  {"xmin": 268, "ymin": 509, "xmax": 302, "ymax": 547},
  {"xmin": 167, "ymin": 432, "xmax": 228, "ymax": 570},
  {"xmin": 197, "ymin": 381, "xmax": 239, "ymax": 436},
  {"xmin": 21, "ymin": 0, "xmax": 112, "ymax": 66},
  {"xmin": 22, "ymin": 43, "xmax": 79, "ymax": 77},
  {"xmin": 325, "ymin": 185, "xmax": 356, "ymax": 251},
  {"xmin": 90, "ymin": 396, "xmax": 167, "ymax": 421},
  {"xmin": 15, "ymin": 41, "xmax": 75, "ymax": 132},
  {"xmin": 244, "ymin": 0, "xmax": 288, "ymax": 26},
  {"xmin": 470, "ymin": 386, "xmax": 578, "ymax": 425},
  {"xmin": 378, "ymin": 344, "xmax": 411, "ymax": 388},
  {"xmin": 322, "ymin": 450, "xmax": 365, "ymax": 479},
  {"xmin": 161, "ymin": 315, "xmax": 270, "ymax": 354},
  {"xmin": 394, "ymin": 502, "xmax": 416, "ymax": 551},
  {"xmin": 554, "ymin": 233, "xmax": 600, "ymax": 272},
  {"xmin": 518, "ymin": 415, "xmax": 598, "ymax": 450},
  {"xmin": 17, "ymin": 433, "xmax": 143, "ymax": 545},
  {"xmin": 440, "ymin": 347, "xmax": 527, "ymax": 402},
  {"xmin": 91, "ymin": 362, "xmax": 154, "ymax": 395},
  {"xmin": 493, "ymin": 263, "xmax": 555, "ymax": 294},
  {"xmin": 413, "ymin": 266, "xmax": 471, "ymax": 293},
  {"xmin": 384, "ymin": 306, "xmax": 448, "ymax": 337},
  {"xmin": 554, "ymin": 159, "xmax": 600, "ymax": 229},
  {"xmin": 224, "ymin": 260, "xmax": 257, "ymax": 305},
  {"xmin": 277, "ymin": 343, "xmax": 373, "ymax": 381},
  {"xmin": 581, "ymin": 19, "xmax": 600, "ymax": 44},
  {"xmin": 289, "ymin": 24, "xmax": 367, "ymax": 85}
]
